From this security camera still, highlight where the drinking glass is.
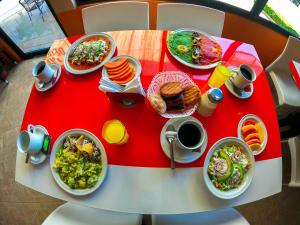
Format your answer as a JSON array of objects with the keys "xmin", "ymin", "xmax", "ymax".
[
  {"xmin": 208, "ymin": 61, "xmax": 231, "ymax": 88},
  {"xmin": 102, "ymin": 119, "xmax": 129, "ymax": 145}
]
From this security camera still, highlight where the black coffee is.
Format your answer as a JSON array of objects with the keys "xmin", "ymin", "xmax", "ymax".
[
  {"xmin": 37, "ymin": 65, "xmax": 45, "ymax": 74},
  {"xmin": 240, "ymin": 67, "xmax": 252, "ymax": 81},
  {"xmin": 178, "ymin": 123, "xmax": 201, "ymax": 148}
]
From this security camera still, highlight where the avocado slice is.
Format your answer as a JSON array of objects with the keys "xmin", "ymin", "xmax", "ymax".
[
  {"xmin": 233, "ymin": 163, "xmax": 244, "ymax": 183},
  {"xmin": 217, "ymin": 150, "xmax": 233, "ymax": 182}
]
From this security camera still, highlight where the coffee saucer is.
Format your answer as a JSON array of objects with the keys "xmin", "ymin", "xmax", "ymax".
[
  {"xmin": 160, "ymin": 116, "xmax": 207, "ymax": 163},
  {"xmin": 28, "ymin": 125, "xmax": 49, "ymax": 165},
  {"xmin": 35, "ymin": 63, "xmax": 61, "ymax": 92},
  {"xmin": 225, "ymin": 66, "xmax": 254, "ymax": 99}
]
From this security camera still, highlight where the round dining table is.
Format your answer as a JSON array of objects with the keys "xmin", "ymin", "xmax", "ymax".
[{"xmin": 15, "ymin": 30, "xmax": 282, "ymax": 214}]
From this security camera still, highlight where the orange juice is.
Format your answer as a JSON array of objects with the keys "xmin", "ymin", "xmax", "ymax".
[
  {"xmin": 208, "ymin": 63, "xmax": 231, "ymax": 88},
  {"xmin": 102, "ymin": 120, "xmax": 129, "ymax": 144}
]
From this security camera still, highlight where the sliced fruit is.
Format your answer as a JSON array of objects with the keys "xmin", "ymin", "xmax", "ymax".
[
  {"xmin": 110, "ymin": 67, "xmax": 134, "ymax": 81},
  {"xmin": 104, "ymin": 58, "xmax": 128, "ymax": 69},
  {"xmin": 255, "ymin": 122, "xmax": 265, "ymax": 143},
  {"xmin": 113, "ymin": 71, "xmax": 135, "ymax": 85},
  {"xmin": 108, "ymin": 65, "xmax": 132, "ymax": 78},
  {"xmin": 241, "ymin": 124, "xmax": 256, "ymax": 137},
  {"xmin": 244, "ymin": 133, "xmax": 260, "ymax": 142},
  {"xmin": 107, "ymin": 61, "xmax": 129, "ymax": 73},
  {"xmin": 217, "ymin": 150, "xmax": 233, "ymax": 182},
  {"xmin": 243, "ymin": 120, "xmax": 256, "ymax": 126},
  {"xmin": 249, "ymin": 143, "xmax": 261, "ymax": 152},
  {"xmin": 246, "ymin": 138, "xmax": 261, "ymax": 146}
]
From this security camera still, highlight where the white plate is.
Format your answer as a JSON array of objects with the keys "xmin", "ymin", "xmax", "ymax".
[
  {"xmin": 102, "ymin": 55, "xmax": 142, "ymax": 86},
  {"xmin": 203, "ymin": 137, "xmax": 255, "ymax": 199},
  {"xmin": 50, "ymin": 129, "xmax": 108, "ymax": 196},
  {"xmin": 167, "ymin": 29, "xmax": 222, "ymax": 70},
  {"xmin": 237, "ymin": 114, "xmax": 268, "ymax": 156},
  {"xmin": 29, "ymin": 125, "xmax": 48, "ymax": 165},
  {"xmin": 35, "ymin": 63, "xmax": 61, "ymax": 92},
  {"xmin": 160, "ymin": 116, "xmax": 207, "ymax": 163},
  {"xmin": 64, "ymin": 33, "xmax": 116, "ymax": 75}
]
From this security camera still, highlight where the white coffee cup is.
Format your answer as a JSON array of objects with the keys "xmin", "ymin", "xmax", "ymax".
[
  {"xmin": 231, "ymin": 64, "xmax": 256, "ymax": 89},
  {"xmin": 176, "ymin": 120, "xmax": 206, "ymax": 152},
  {"xmin": 32, "ymin": 61, "xmax": 55, "ymax": 83},
  {"xmin": 17, "ymin": 124, "xmax": 44, "ymax": 154}
]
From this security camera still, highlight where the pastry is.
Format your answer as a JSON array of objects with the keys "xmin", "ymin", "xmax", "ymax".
[
  {"xmin": 183, "ymin": 85, "xmax": 200, "ymax": 106},
  {"xmin": 160, "ymin": 82, "xmax": 183, "ymax": 98},
  {"xmin": 149, "ymin": 94, "xmax": 167, "ymax": 114},
  {"xmin": 163, "ymin": 93, "xmax": 185, "ymax": 111}
]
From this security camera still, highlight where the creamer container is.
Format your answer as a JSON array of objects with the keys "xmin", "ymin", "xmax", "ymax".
[{"xmin": 197, "ymin": 88, "xmax": 223, "ymax": 117}]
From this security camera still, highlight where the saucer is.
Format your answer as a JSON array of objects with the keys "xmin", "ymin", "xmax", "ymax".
[
  {"xmin": 35, "ymin": 63, "xmax": 61, "ymax": 92},
  {"xmin": 28, "ymin": 125, "xmax": 49, "ymax": 165},
  {"xmin": 160, "ymin": 116, "xmax": 207, "ymax": 163},
  {"xmin": 225, "ymin": 66, "xmax": 254, "ymax": 99}
]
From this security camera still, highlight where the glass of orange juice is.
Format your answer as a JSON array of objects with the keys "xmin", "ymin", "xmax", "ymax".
[
  {"xmin": 208, "ymin": 61, "xmax": 231, "ymax": 88},
  {"xmin": 102, "ymin": 120, "xmax": 129, "ymax": 145}
]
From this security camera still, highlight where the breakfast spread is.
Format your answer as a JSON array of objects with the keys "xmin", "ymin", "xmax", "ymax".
[{"xmin": 241, "ymin": 120, "xmax": 265, "ymax": 152}]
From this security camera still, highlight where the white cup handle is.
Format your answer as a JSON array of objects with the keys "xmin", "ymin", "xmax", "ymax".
[{"xmin": 27, "ymin": 124, "xmax": 36, "ymax": 133}]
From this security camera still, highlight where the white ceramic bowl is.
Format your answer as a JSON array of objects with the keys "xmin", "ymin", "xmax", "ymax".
[
  {"xmin": 50, "ymin": 129, "xmax": 108, "ymax": 196},
  {"xmin": 64, "ymin": 33, "xmax": 116, "ymax": 75},
  {"xmin": 147, "ymin": 71, "xmax": 199, "ymax": 118},
  {"xmin": 203, "ymin": 137, "xmax": 255, "ymax": 199}
]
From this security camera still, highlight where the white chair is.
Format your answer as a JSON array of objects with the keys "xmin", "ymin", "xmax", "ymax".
[
  {"xmin": 156, "ymin": 3, "xmax": 225, "ymax": 37},
  {"xmin": 266, "ymin": 36, "xmax": 300, "ymax": 119},
  {"xmin": 288, "ymin": 136, "xmax": 300, "ymax": 187},
  {"xmin": 42, "ymin": 203, "xmax": 142, "ymax": 225},
  {"xmin": 151, "ymin": 208, "xmax": 249, "ymax": 225},
  {"xmin": 82, "ymin": 1, "xmax": 149, "ymax": 33}
]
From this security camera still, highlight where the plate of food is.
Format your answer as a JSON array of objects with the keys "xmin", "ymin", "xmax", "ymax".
[
  {"xmin": 203, "ymin": 137, "xmax": 255, "ymax": 199},
  {"xmin": 167, "ymin": 29, "xmax": 222, "ymax": 70},
  {"xmin": 147, "ymin": 71, "xmax": 200, "ymax": 118},
  {"xmin": 102, "ymin": 55, "xmax": 141, "ymax": 86},
  {"xmin": 50, "ymin": 129, "xmax": 108, "ymax": 196},
  {"xmin": 237, "ymin": 114, "xmax": 268, "ymax": 156},
  {"xmin": 64, "ymin": 33, "xmax": 116, "ymax": 75}
]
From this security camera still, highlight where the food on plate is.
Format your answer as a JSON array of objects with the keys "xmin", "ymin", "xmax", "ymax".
[
  {"xmin": 148, "ymin": 93, "xmax": 167, "ymax": 114},
  {"xmin": 183, "ymin": 85, "xmax": 201, "ymax": 106},
  {"xmin": 241, "ymin": 120, "xmax": 265, "ymax": 152},
  {"xmin": 160, "ymin": 82, "xmax": 184, "ymax": 110},
  {"xmin": 53, "ymin": 135, "xmax": 102, "ymax": 189},
  {"xmin": 168, "ymin": 31, "xmax": 222, "ymax": 66},
  {"xmin": 207, "ymin": 145, "xmax": 251, "ymax": 191},
  {"xmin": 68, "ymin": 37, "xmax": 111, "ymax": 70},
  {"xmin": 104, "ymin": 58, "xmax": 136, "ymax": 85}
]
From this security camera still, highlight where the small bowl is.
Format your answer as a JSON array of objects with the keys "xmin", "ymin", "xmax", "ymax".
[
  {"xmin": 203, "ymin": 137, "xmax": 255, "ymax": 199},
  {"xmin": 147, "ymin": 71, "xmax": 199, "ymax": 118}
]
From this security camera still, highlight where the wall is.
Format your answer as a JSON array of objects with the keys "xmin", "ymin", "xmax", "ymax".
[{"xmin": 0, "ymin": 38, "xmax": 22, "ymax": 62}]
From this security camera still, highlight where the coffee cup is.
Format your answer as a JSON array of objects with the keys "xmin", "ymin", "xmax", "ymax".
[
  {"xmin": 176, "ymin": 120, "xmax": 206, "ymax": 152},
  {"xmin": 17, "ymin": 124, "xmax": 44, "ymax": 155},
  {"xmin": 32, "ymin": 61, "xmax": 55, "ymax": 83},
  {"xmin": 231, "ymin": 64, "xmax": 256, "ymax": 90}
]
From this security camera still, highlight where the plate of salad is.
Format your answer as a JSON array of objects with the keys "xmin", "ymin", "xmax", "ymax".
[
  {"xmin": 167, "ymin": 29, "xmax": 222, "ymax": 69},
  {"xmin": 203, "ymin": 137, "xmax": 255, "ymax": 199},
  {"xmin": 50, "ymin": 129, "xmax": 108, "ymax": 196}
]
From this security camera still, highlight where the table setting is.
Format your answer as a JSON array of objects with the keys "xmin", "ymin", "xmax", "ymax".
[{"xmin": 15, "ymin": 29, "xmax": 282, "ymax": 214}]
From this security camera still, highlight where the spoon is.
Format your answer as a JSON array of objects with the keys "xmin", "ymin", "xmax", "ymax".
[{"xmin": 165, "ymin": 124, "xmax": 177, "ymax": 170}]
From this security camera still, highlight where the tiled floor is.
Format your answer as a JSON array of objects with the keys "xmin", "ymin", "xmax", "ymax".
[{"xmin": 0, "ymin": 58, "xmax": 300, "ymax": 225}]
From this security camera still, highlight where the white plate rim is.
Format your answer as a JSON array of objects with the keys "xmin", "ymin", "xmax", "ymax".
[
  {"xmin": 167, "ymin": 28, "xmax": 222, "ymax": 70},
  {"xmin": 237, "ymin": 114, "xmax": 268, "ymax": 156},
  {"xmin": 203, "ymin": 137, "xmax": 255, "ymax": 199},
  {"xmin": 160, "ymin": 116, "xmax": 207, "ymax": 163},
  {"xmin": 50, "ymin": 129, "xmax": 108, "ymax": 196},
  {"xmin": 64, "ymin": 33, "xmax": 116, "ymax": 75}
]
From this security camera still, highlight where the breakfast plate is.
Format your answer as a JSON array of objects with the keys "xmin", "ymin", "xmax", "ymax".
[
  {"xmin": 50, "ymin": 129, "xmax": 108, "ymax": 196},
  {"xmin": 237, "ymin": 114, "xmax": 268, "ymax": 156},
  {"xmin": 160, "ymin": 116, "xmax": 207, "ymax": 163},
  {"xmin": 167, "ymin": 29, "xmax": 222, "ymax": 70},
  {"xmin": 64, "ymin": 33, "xmax": 116, "ymax": 75}
]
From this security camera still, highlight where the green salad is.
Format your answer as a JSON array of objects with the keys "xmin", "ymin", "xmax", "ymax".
[
  {"xmin": 207, "ymin": 145, "xmax": 250, "ymax": 191},
  {"xmin": 168, "ymin": 31, "xmax": 193, "ymax": 64},
  {"xmin": 53, "ymin": 135, "xmax": 102, "ymax": 189}
]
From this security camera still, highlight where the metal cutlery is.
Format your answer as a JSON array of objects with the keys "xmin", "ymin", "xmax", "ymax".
[{"xmin": 165, "ymin": 124, "xmax": 177, "ymax": 170}]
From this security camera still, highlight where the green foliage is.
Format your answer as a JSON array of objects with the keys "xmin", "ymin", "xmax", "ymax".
[{"xmin": 263, "ymin": 4, "xmax": 299, "ymax": 37}]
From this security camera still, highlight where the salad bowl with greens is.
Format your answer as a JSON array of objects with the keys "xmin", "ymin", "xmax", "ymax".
[
  {"xmin": 203, "ymin": 137, "xmax": 255, "ymax": 199},
  {"xmin": 50, "ymin": 129, "xmax": 108, "ymax": 196}
]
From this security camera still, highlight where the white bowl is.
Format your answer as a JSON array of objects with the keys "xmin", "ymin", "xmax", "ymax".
[
  {"xmin": 203, "ymin": 137, "xmax": 255, "ymax": 199},
  {"xmin": 50, "ymin": 129, "xmax": 108, "ymax": 196}
]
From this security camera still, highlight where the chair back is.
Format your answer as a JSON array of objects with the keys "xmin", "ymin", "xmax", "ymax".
[
  {"xmin": 157, "ymin": 3, "xmax": 225, "ymax": 37},
  {"xmin": 82, "ymin": 1, "xmax": 149, "ymax": 33}
]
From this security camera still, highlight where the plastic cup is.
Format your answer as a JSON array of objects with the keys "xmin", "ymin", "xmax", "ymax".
[
  {"xmin": 102, "ymin": 120, "xmax": 129, "ymax": 145},
  {"xmin": 208, "ymin": 62, "xmax": 231, "ymax": 88}
]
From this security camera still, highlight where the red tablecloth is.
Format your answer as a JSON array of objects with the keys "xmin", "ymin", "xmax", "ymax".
[{"xmin": 21, "ymin": 30, "xmax": 281, "ymax": 168}]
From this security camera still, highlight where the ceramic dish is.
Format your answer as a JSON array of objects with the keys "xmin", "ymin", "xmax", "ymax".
[
  {"xmin": 35, "ymin": 63, "xmax": 61, "ymax": 92},
  {"xmin": 50, "ymin": 129, "xmax": 108, "ymax": 196},
  {"xmin": 203, "ymin": 137, "xmax": 255, "ymax": 199},
  {"xmin": 28, "ymin": 125, "xmax": 48, "ymax": 165},
  {"xmin": 64, "ymin": 33, "xmax": 116, "ymax": 75},
  {"xmin": 167, "ymin": 29, "xmax": 222, "ymax": 70},
  {"xmin": 237, "ymin": 114, "xmax": 268, "ymax": 156}
]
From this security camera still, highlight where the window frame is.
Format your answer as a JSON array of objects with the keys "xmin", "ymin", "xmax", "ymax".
[{"xmin": 76, "ymin": 0, "xmax": 298, "ymax": 39}]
